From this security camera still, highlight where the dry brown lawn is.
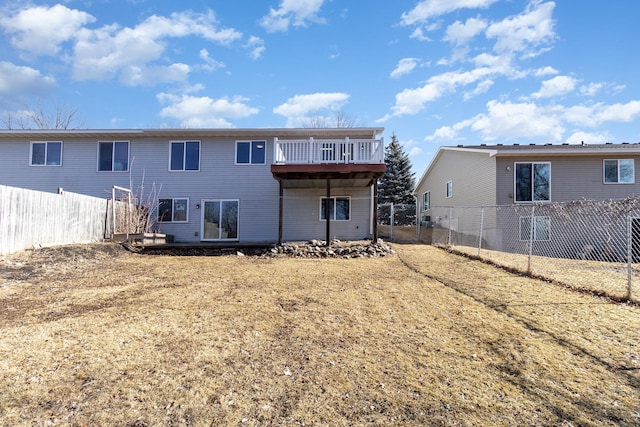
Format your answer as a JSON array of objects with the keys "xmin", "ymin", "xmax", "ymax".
[{"xmin": 0, "ymin": 242, "xmax": 639, "ymax": 426}]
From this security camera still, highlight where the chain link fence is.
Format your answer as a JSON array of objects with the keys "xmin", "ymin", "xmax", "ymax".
[
  {"xmin": 378, "ymin": 203, "xmax": 416, "ymax": 240},
  {"xmin": 413, "ymin": 199, "xmax": 640, "ymax": 302}
]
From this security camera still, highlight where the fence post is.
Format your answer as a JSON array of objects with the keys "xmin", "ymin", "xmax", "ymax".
[
  {"xmin": 527, "ymin": 204, "xmax": 535, "ymax": 274},
  {"xmin": 390, "ymin": 202, "xmax": 394, "ymax": 240},
  {"xmin": 478, "ymin": 206, "xmax": 485, "ymax": 256},
  {"xmin": 448, "ymin": 206, "xmax": 453, "ymax": 247},
  {"xmin": 627, "ymin": 214, "xmax": 633, "ymax": 300}
]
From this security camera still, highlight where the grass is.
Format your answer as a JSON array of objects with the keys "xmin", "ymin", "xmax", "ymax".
[
  {"xmin": 0, "ymin": 242, "xmax": 639, "ymax": 426},
  {"xmin": 382, "ymin": 224, "xmax": 640, "ymax": 303}
]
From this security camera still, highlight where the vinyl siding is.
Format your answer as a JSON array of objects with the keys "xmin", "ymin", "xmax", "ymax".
[
  {"xmin": 282, "ymin": 187, "xmax": 373, "ymax": 241},
  {"xmin": 0, "ymin": 134, "xmax": 376, "ymax": 243},
  {"xmin": 0, "ymin": 136, "xmax": 280, "ymax": 242},
  {"xmin": 496, "ymin": 154, "xmax": 640, "ymax": 205},
  {"xmin": 416, "ymin": 149, "xmax": 496, "ymax": 209}
]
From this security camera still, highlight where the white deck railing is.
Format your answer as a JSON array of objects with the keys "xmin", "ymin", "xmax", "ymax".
[{"xmin": 274, "ymin": 137, "xmax": 384, "ymax": 165}]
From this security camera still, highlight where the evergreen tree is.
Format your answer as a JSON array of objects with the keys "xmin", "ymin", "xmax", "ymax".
[{"xmin": 378, "ymin": 134, "xmax": 416, "ymax": 204}]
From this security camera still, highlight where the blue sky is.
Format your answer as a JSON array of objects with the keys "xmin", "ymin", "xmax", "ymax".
[{"xmin": 2, "ymin": 0, "xmax": 640, "ymax": 174}]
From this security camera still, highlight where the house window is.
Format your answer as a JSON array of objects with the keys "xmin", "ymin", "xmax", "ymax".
[
  {"xmin": 515, "ymin": 162, "xmax": 550, "ymax": 202},
  {"xmin": 170, "ymin": 141, "xmax": 200, "ymax": 171},
  {"xmin": 519, "ymin": 216, "xmax": 550, "ymax": 241},
  {"xmin": 158, "ymin": 198, "xmax": 189, "ymax": 222},
  {"xmin": 423, "ymin": 191, "xmax": 431, "ymax": 211},
  {"xmin": 320, "ymin": 197, "xmax": 350, "ymax": 221},
  {"xmin": 31, "ymin": 141, "xmax": 62, "ymax": 166},
  {"xmin": 446, "ymin": 181, "xmax": 453, "ymax": 198},
  {"xmin": 236, "ymin": 141, "xmax": 266, "ymax": 164},
  {"xmin": 98, "ymin": 141, "xmax": 129, "ymax": 171},
  {"xmin": 604, "ymin": 159, "xmax": 634, "ymax": 184},
  {"xmin": 202, "ymin": 199, "xmax": 239, "ymax": 240}
]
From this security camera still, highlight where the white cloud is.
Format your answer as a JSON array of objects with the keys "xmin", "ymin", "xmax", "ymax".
[
  {"xmin": 158, "ymin": 93, "xmax": 259, "ymax": 128},
  {"xmin": 273, "ymin": 92, "xmax": 349, "ymax": 116},
  {"xmin": 486, "ymin": 1, "xmax": 556, "ymax": 55},
  {"xmin": 565, "ymin": 130, "xmax": 613, "ymax": 145},
  {"xmin": 470, "ymin": 100, "xmax": 565, "ymax": 142},
  {"xmin": 579, "ymin": 82, "xmax": 604, "ymax": 97},
  {"xmin": 425, "ymin": 126, "xmax": 459, "ymax": 141},
  {"xmin": 199, "ymin": 49, "xmax": 225, "ymax": 72},
  {"xmin": 534, "ymin": 66, "xmax": 558, "ymax": 77},
  {"xmin": 565, "ymin": 101, "xmax": 640, "ymax": 127},
  {"xmin": 400, "ymin": 0, "xmax": 499, "ymax": 26},
  {"xmin": 245, "ymin": 36, "xmax": 265, "ymax": 60},
  {"xmin": 260, "ymin": 0, "xmax": 325, "ymax": 33},
  {"xmin": 531, "ymin": 75, "xmax": 577, "ymax": 99},
  {"xmin": 0, "ymin": 61, "xmax": 56, "ymax": 98},
  {"xmin": 72, "ymin": 11, "xmax": 242, "ymax": 84},
  {"xmin": 0, "ymin": 4, "xmax": 95, "ymax": 56},
  {"xmin": 390, "ymin": 58, "xmax": 419, "ymax": 79},
  {"xmin": 386, "ymin": 67, "xmax": 493, "ymax": 118},
  {"xmin": 273, "ymin": 92, "xmax": 350, "ymax": 127},
  {"xmin": 464, "ymin": 79, "xmax": 494, "ymax": 99},
  {"xmin": 409, "ymin": 27, "xmax": 431, "ymax": 41},
  {"xmin": 444, "ymin": 17, "xmax": 487, "ymax": 45}
]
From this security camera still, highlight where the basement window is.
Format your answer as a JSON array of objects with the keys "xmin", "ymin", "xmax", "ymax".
[
  {"xmin": 158, "ymin": 198, "xmax": 189, "ymax": 222},
  {"xmin": 320, "ymin": 197, "xmax": 350, "ymax": 221}
]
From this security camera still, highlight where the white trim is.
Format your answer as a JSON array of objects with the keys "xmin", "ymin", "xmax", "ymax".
[
  {"xmin": 168, "ymin": 140, "xmax": 201, "ymax": 172},
  {"xmin": 519, "ymin": 216, "xmax": 551, "ymax": 241},
  {"xmin": 30, "ymin": 141, "xmax": 63, "ymax": 167},
  {"xmin": 97, "ymin": 140, "xmax": 130, "ymax": 172},
  {"xmin": 513, "ymin": 161, "xmax": 551, "ymax": 203},
  {"xmin": 200, "ymin": 199, "xmax": 240, "ymax": 241},
  {"xmin": 157, "ymin": 197, "xmax": 190, "ymax": 223},
  {"xmin": 235, "ymin": 140, "xmax": 267, "ymax": 165},
  {"xmin": 319, "ymin": 196, "xmax": 351, "ymax": 221},
  {"xmin": 603, "ymin": 158, "xmax": 635, "ymax": 184},
  {"xmin": 445, "ymin": 181, "xmax": 453, "ymax": 198}
]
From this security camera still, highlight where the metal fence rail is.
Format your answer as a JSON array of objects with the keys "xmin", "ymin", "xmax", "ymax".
[{"xmin": 418, "ymin": 200, "xmax": 640, "ymax": 302}]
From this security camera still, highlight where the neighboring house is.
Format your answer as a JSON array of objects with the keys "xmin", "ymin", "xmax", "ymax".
[
  {"xmin": 414, "ymin": 143, "xmax": 640, "ymax": 257},
  {"xmin": 0, "ymin": 128, "xmax": 386, "ymax": 244}
]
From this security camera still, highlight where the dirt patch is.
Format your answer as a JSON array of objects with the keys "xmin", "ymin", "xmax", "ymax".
[{"xmin": 0, "ymin": 242, "xmax": 638, "ymax": 425}]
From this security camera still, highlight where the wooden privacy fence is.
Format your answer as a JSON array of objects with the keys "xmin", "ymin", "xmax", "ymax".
[{"xmin": 0, "ymin": 185, "xmax": 110, "ymax": 255}]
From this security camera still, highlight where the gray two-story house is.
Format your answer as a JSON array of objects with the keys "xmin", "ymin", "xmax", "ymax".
[
  {"xmin": 0, "ymin": 128, "xmax": 386, "ymax": 244},
  {"xmin": 415, "ymin": 143, "xmax": 640, "ymax": 257}
]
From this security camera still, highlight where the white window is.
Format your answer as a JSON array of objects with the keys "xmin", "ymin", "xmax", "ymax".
[
  {"xmin": 320, "ymin": 197, "xmax": 350, "ymax": 221},
  {"xmin": 31, "ymin": 141, "xmax": 62, "ymax": 166},
  {"xmin": 515, "ymin": 162, "xmax": 550, "ymax": 202},
  {"xmin": 236, "ymin": 141, "xmax": 266, "ymax": 164},
  {"xmin": 604, "ymin": 159, "xmax": 634, "ymax": 184},
  {"xmin": 446, "ymin": 181, "xmax": 453, "ymax": 198},
  {"xmin": 170, "ymin": 141, "xmax": 200, "ymax": 171},
  {"xmin": 423, "ymin": 191, "xmax": 430, "ymax": 211},
  {"xmin": 158, "ymin": 198, "xmax": 189, "ymax": 223},
  {"xmin": 519, "ymin": 216, "xmax": 551, "ymax": 241},
  {"xmin": 98, "ymin": 141, "xmax": 129, "ymax": 171}
]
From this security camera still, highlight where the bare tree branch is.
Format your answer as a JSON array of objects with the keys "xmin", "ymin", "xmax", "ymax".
[
  {"xmin": 302, "ymin": 110, "xmax": 359, "ymax": 128},
  {"xmin": 2, "ymin": 101, "xmax": 86, "ymax": 129}
]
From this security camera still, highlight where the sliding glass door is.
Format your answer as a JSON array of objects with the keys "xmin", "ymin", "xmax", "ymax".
[{"xmin": 201, "ymin": 200, "xmax": 238, "ymax": 240}]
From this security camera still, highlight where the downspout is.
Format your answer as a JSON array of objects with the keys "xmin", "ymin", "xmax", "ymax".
[
  {"xmin": 325, "ymin": 178, "xmax": 331, "ymax": 246},
  {"xmin": 278, "ymin": 180, "xmax": 283, "ymax": 245},
  {"xmin": 373, "ymin": 180, "xmax": 379, "ymax": 243}
]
